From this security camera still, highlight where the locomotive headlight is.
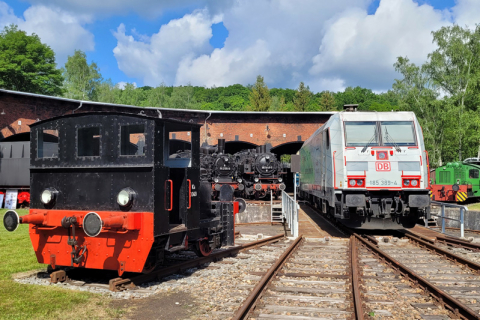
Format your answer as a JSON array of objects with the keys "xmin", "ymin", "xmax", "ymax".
[
  {"xmin": 356, "ymin": 179, "xmax": 364, "ymax": 187},
  {"xmin": 404, "ymin": 179, "xmax": 410, "ymax": 186},
  {"xmin": 237, "ymin": 178, "xmax": 243, "ymax": 183},
  {"xmin": 411, "ymin": 180, "xmax": 418, "ymax": 187},
  {"xmin": 214, "ymin": 178, "xmax": 219, "ymax": 183},
  {"xmin": 349, "ymin": 179, "xmax": 356, "ymax": 187},
  {"xmin": 41, "ymin": 188, "xmax": 57, "ymax": 205},
  {"xmin": 254, "ymin": 178, "xmax": 259, "ymax": 183},
  {"xmin": 117, "ymin": 188, "xmax": 135, "ymax": 207},
  {"xmin": 278, "ymin": 178, "xmax": 283, "ymax": 183}
]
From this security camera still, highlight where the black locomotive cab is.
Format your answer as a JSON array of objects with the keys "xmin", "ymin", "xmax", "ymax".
[{"xmin": 4, "ymin": 112, "xmax": 236, "ymax": 275}]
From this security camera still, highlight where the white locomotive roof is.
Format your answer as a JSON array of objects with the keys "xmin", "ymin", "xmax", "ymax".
[{"xmin": 338, "ymin": 111, "xmax": 416, "ymax": 121}]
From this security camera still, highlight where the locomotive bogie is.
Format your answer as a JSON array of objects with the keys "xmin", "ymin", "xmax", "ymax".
[{"xmin": 299, "ymin": 111, "xmax": 430, "ymax": 229}]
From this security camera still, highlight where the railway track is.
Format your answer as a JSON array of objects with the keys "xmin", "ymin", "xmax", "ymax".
[
  {"xmin": 407, "ymin": 226, "xmax": 480, "ymax": 252},
  {"xmin": 108, "ymin": 233, "xmax": 286, "ymax": 292},
  {"xmin": 233, "ymin": 235, "xmax": 363, "ymax": 319},
  {"xmin": 297, "ymin": 202, "xmax": 480, "ymax": 319}
]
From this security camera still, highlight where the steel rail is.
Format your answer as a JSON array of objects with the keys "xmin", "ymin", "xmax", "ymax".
[
  {"xmin": 404, "ymin": 233, "xmax": 480, "ymax": 273},
  {"xmin": 435, "ymin": 235, "xmax": 480, "ymax": 252},
  {"xmin": 355, "ymin": 233, "xmax": 479, "ymax": 320},
  {"xmin": 432, "ymin": 226, "xmax": 480, "ymax": 235},
  {"xmin": 406, "ymin": 229, "xmax": 480, "ymax": 252},
  {"xmin": 350, "ymin": 236, "xmax": 365, "ymax": 320},
  {"xmin": 109, "ymin": 234, "xmax": 285, "ymax": 291},
  {"xmin": 232, "ymin": 235, "xmax": 304, "ymax": 320}
]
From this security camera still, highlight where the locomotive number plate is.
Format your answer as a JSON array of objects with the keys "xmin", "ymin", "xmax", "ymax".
[
  {"xmin": 369, "ymin": 179, "xmax": 399, "ymax": 186},
  {"xmin": 375, "ymin": 162, "xmax": 391, "ymax": 171}
]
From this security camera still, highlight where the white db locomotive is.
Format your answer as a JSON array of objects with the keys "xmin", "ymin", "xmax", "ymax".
[{"xmin": 299, "ymin": 106, "xmax": 430, "ymax": 229}]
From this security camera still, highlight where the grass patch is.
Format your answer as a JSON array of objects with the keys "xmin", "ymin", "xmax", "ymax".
[
  {"xmin": 467, "ymin": 202, "xmax": 480, "ymax": 211},
  {"xmin": 0, "ymin": 209, "xmax": 124, "ymax": 319}
]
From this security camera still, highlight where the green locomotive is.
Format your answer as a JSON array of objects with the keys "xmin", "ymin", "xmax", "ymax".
[{"xmin": 431, "ymin": 158, "xmax": 480, "ymax": 202}]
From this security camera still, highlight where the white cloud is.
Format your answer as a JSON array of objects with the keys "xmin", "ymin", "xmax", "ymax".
[
  {"xmin": 113, "ymin": 0, "xmax": 372, "ymax": 89},
  {"xmin": 309, "ymin": 0, "xmax": 450, "ymax": 90},
  {"xmin": 113, "ymin": 9, "xmax": 217, "ymax": 86},
  {"xmin": 452, "ymin": 0, "xmax": 480, "ymax": 28},
  {"xmin": 0, "ymin": 2, "xmax": 23, "ymax": 26},
  {"xmin": 176, "ymin": 40, "xmax": 272, "ymax": 87},
  {"xmin": 0, "ymin": 2, "xmax": 94, "ymax": 65},
  {"xmin": 16, "ymin": 0, "xmax": 479, "ymax": 92}
]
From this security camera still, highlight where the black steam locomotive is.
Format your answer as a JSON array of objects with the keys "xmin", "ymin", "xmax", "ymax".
[
  {"xmin": 3, "ymin": 112, "xmax": 238, "ymax": 275},
  {"xmin": 199, "ymin": 139, "xmax": 245, "ymax": 199},
  {"xmin": 234, "ymin": 145, "xmax": 286, "ymax": 200},
  {"xmin": 198, "ymin": 140, "xmax": 286, "ymax": 200}
]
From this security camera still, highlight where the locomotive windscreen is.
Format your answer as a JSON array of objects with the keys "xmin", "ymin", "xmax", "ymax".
[
  {"xmin": 380, "ymin": 121, "xmax": 416, "ymax": 146},
  {"xmin": 344, "ymin": 122, "xmax": 378, "ymax": 147}
]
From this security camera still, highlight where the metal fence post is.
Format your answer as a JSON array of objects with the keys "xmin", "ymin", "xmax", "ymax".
[
  {"xmin": 460, "ymin": 207, "xmax": 465, "ymax": 238},
  {"xmin": 294, "ymin": 203, "xmax": 298, "ymax": 237},
  {"xmin": 441, "ymin": 204, "xmax": 445, "ymax": 234}
]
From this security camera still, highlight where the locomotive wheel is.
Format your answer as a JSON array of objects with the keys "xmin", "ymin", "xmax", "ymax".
[{"xmin": 194, "ymin": 240, "xmax": 212, "ymax": 257}]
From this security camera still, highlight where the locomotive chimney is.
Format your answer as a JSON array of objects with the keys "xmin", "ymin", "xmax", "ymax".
[
  {"xmin": 343, "ymin": 104, "xmax": 358, "ymax": 112},
  {"xmin": 256, "ymin": 146, "xmax": 262, "ymax": 153},
  {"xmin": 261, "ymin": 145, "xmax": 267, "ymax": 153},
  {"xmin": 217, "ymin": 139, "xmax": 225, "ymax": 154}
]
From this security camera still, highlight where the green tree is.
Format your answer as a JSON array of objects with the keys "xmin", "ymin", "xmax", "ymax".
[
  {"xmin": 423, "ymin": 25, "xmax": 480, "ymax": 160},
  {"xmin": 318, "ymin": 91, "xmax": 336, "ymax": 111},
  {"xmin": 393, "ymin": 56, "xmax": 449, "ymax": 166},
  {"xmin": 143, "ymin": 82, "xmax": 170, "ymax": 108},
  {"xmin": 117, "ymin": 83, "xmax": 145, "ymax": 106},
  {"xmin": 270, "ymin": 96, "xmax": 286, "ymax": 111},
  {"xmin": 0, "ymin": 25, "xmax": 63, "ymax": 95},
  {"xmin": 169, "ymin": 85, "xmax": 199, "ymax": 109},
  {"xmin": 95, "ymin": 80, "xmax": 118, "ymax": 103},
  {"xmin": 62, "ymin": 50, "xmax": 102, "ymax": 100},
  {"xmin": 249, "ymin": 75, "xmax": 271, "ymax": 111},
  {"xmin": 293, "ymin": 82, "xmax": 312, "ymax": 111}
]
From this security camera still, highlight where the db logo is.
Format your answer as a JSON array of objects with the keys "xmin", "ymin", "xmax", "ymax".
[{"xmin": 376, "ymin": 162, "xmax": 391, "ymax": 171}]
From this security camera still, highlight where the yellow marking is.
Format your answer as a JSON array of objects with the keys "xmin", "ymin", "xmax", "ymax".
[{"xmin": 456, "ymin": 191, "xmax": 467, "ymax": 202}]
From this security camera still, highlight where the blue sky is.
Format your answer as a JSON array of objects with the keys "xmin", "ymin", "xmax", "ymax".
[{"xmin": 1, "ymin": 0, "xmax": 476, "ymax": 92}]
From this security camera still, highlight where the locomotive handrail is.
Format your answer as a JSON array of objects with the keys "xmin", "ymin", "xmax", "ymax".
[
  {"xmin": 429, "ymin": 200, "xmax": 468, "ymax": 238},
  {"xmin": 187, "ymin": 179, "xmax": 192, "ymax": 209},
  {"xmin": 281, "ymin": 191, "xmax": 298, "ymax": 237},
  {"xmin": 166, "ymin": 180, "xmax": 173, "ymax": 211}
]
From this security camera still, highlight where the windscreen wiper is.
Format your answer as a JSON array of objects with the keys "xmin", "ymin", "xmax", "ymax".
[
  {"xmin": 361, "ymin": 126, "xmax": 377, "ymax": 153},
  {"xmin": 384, "ymin": 128, "xmax": 401, "ymax": 152}
]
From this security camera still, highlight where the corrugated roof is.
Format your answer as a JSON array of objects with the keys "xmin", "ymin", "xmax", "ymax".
[{"xmin": 0, "ymin": 88, "xmax": 337, "ymax": 116}]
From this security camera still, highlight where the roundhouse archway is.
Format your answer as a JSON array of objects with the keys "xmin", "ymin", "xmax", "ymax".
[
  {"xmin": 225, "ymin": 141, "xmax": 257, "ymax": 154},
  {"xmin": 270, "ymin": 141, "xmax": 304, "ymax": 157}
]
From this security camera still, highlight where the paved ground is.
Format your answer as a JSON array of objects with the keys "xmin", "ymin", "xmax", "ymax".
[
  {"xmin": 235, "ymin": 223, "xmax": 286, "ymax": 237},
  {"xmin": 235, "ymin": 202, "xmax": 347, "ymax": 239},
  {"xmin": 298, "ymin": 203, "xmax": 346, "ymax": 238}
]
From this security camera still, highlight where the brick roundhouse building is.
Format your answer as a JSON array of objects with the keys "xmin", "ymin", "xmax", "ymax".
[{"xmin": 0, "ymin": 89, "xmax": 334, "ymax": 156}]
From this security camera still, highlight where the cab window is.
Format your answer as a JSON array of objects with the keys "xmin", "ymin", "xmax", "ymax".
[
  {"xmin": 120, "ymin": 124, "xmax": 146, "ymax": 156},
  {"xmin": 77, "ymin": 126, "xmax": 101, "ymax": 157},
  {"xmin": 38, "ymin": 129, "xmax": 59, "ymax": 158},
  {"xmin": 469, "ymin": 169, "xmax": 479, "ymax": 179}
]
